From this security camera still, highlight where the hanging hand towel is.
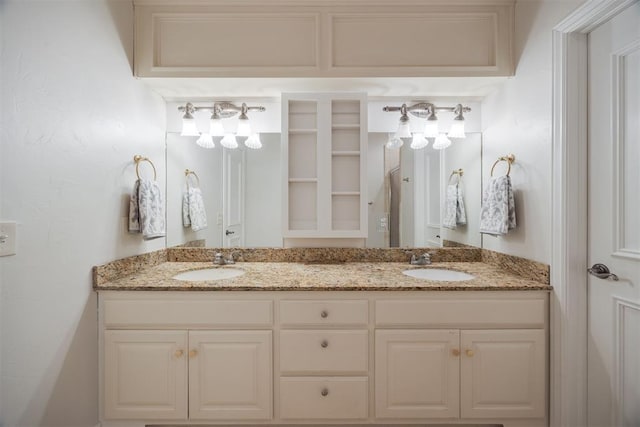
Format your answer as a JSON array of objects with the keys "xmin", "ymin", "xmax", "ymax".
[
  {"xmin": 479, "ymin": 175, "xmax": 516, "ymax": 235},
  {"xmin": 443, "ymin": 183, "xmax": 467, "ymax": 229},
  {"xmin": 182, "ymin": 184, "xmax": 208, "ymax": 231},
  {"xmin": 129, "ymin": 179, "xmax": 166, "ymax": 240}
]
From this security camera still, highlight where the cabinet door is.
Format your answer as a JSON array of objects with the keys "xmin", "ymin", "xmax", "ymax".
[
  {"xmin": 375, "ymin": 329, "xmax": 460, "ymax": 419},
  {"xmin": 189, "ymin": 330, "xmax": 272, "ymax": 420},
  {"xmin": 104, "ymin": 330, "xmax": 187, "ymax": 420},
  {"xmin": 460, "ymin": 329, "xmax": 545, "ymax": 419}
]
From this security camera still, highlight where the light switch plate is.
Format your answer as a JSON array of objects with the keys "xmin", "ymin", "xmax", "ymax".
[{"xmin": 0, "ymin": 221, "xmax": 17, "ymax": 256}]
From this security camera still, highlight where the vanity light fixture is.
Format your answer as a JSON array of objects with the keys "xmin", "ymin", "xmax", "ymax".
[
  {"xmin": 385, "ymin": 133, "xmax": 404, "ymax": 149},
  {"xmin": 178, "ymin": 101, "xmax": 266, "ymax": 149},
  {"xmin": 244, "ymin": 133, "xmax": 263, "ymax": 149},
  {"xmin": 383, "ymin": 102, "xmax": 471, "ymax": 149}
]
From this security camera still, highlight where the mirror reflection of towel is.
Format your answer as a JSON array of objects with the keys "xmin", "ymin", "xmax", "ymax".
[
  {"xmin": 479, "ymin": 176, "xmax": 516, "ymax": 235},
  {"xmin": 128, "ymin": 179, "xmax": 166, "ymax": 240},
  {"xmin": 183, "ymin": 184, "xmax": 208, "ymax": 232},
  {"xmin": 443, "ymin": 183, "xmax": 467, "ymax": 229}
]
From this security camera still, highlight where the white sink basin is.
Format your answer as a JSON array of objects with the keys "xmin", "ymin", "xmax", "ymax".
[
  {"xmin": 173, "ymin": 268, "xmax": 245, "ymax": 282},
  {"xmin": 403, "ymin": 268, "xmax": 475, "ymax": 282}
]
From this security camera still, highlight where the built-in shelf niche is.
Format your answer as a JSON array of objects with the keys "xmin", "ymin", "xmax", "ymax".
[{"xmin": 283, "ymin": 93, "xmax": 367, "ymax": 238}]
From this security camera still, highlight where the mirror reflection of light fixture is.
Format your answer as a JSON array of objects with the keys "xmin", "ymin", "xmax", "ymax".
[
  {"xmin": 433, "ymin": 133, "xmax": 452, "ymax": 150},
  {"xmin": 196, "ymin": 132, "xmax": 215, "ymax": 149},
  {"xmin": 386, "ymin": 133, "xmax": 404, "ymax": 149},
  {"xmin": 410, "ymin": 133, "xmax": 429, "ymax": 150},
  {"xmin": 244, "ymin": 133, "xmax": 262, "ymax": 149},
  {"xmin": 180, "ymin": 103, "xmax": 200, "ymax": 136},
  {"xmin": 220, "ymin": 133, "xmax": 238, "ymax": 149},
  {"xmin": 383, "ymin": 102, "xmax": 470, "ymax": 149},
  {"xmin": 447, "ymin": 104, "xmax": 466, "ymax": 138},
  {"xmin": 178, "ymin": 101, "xmax": 266, "ymax": 149}
]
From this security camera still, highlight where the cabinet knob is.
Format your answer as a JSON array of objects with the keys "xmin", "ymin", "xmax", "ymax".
[
  {"xmin": 175, "ymin": 349, "xmax": 184, "ymax": 358},
  {"xmin": 451, "ymin": 349, "xmax": 460, "ymax": 357},
  {"xmin": 189, "ymin": 349, "xmax": 198, "ymax": 358},
  {"xmin": 465, "ymin": 349, "xmax": 474, "ymax": 357},
  {"xmin": 321, "ymin": 340, "xmax": 329, "ymax": 348},
  {"xmin": 321, "ymin": 388, "xmax": 329, "ymax": 397},
  {"xmin": 320, "ymin": 310, "xmax": 328, "ymax": 318}
]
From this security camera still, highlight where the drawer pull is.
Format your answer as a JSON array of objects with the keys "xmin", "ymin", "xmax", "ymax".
[
  {"xmin": 175, "ymin": 349, "xmax": 184, "ymax": 358},
  {"xmin": 189, "ymin": 349, "xmax": 198, "ymax": 358},
  {"xmin": 321, "ymin": 340, "xmax": 329, "ymax": 348},
  {"xmin": 320, "ymin": 310, "xmax": 329, "ymax": 318},
  {"xmin": 451, "ymin": 349, "xmax": 460, "ymax": 357},
  {"xmin": 465, "ymin": 349, "xmax": 474, "ymax": 357},
  {"xmin": 321, "ymin": 388, "xmax": 329, "ymax": 397}
]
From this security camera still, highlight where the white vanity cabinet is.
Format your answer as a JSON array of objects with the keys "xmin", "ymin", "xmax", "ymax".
[
  {"xmin": 282, "ymin": 93, "xmax": 368, "ymax": 239},
  {"xmin": 99, "ymin": 290, "xmax": 548, "ymax": 427}
]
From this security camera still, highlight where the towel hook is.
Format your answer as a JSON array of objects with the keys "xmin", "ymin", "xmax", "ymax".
[
  {"xmin": 448, "ymin": 168, "xmax": 464, "ymax": 184},
  {"xmin": 133, "ymin": 155, "xmax": 157, "ymax": 180},
  {"xmin": 185, "ymin": 169, "xmax": 200, "ymax": 185},
  {"xmin": 490, "ymin": 154, "xmax": 516, "ymax": 177}
]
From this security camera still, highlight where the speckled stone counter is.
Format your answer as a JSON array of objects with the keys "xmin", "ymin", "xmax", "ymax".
[{"xmin": 93, "ymin": 261, "xmax": 551, "ymax": 292}]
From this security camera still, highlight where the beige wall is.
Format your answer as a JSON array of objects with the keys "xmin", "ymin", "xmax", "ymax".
[{"xmin": 0, "ymin": 1, "xmax": 166, "ymax": 425}]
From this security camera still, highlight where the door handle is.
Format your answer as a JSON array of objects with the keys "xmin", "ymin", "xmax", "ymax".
[
  {"xmin": 587, "ymin": 263, "xmax": 619, "ymax": 281},
  {"xmin": 225, "ymin": 230, "xmax": 235, "ymax": 236}
]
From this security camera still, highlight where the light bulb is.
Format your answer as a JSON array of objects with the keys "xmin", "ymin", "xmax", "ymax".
[
  {"xmin": 236, "ymin": 114, "xmax": 252, "ymax": 137},
  {"xmin": 410, "ymin": 133, "xmax": 429, "ymax": 150},
  {"xmin": 210, "ymin": 116, "xmax": 225, "ymax": 137},
  {"xmin": 220, "ymin": 133, "xmax": 238, "ymax": 149},
  {"xmin": 196, "ymin": 133, "xmax": 215, "ymax": 149},
  {"xmin": 385, "ymin": 133, "xmax": 404, "ymax": 149},
  {"xmin": 244, "ymin": 133, "xmax": 262, "ymax": 149},
  {"xmin": 424, "ymin": 112, "xmax": 439, "ymax": 138},
  {"xmin": 433, "ymin": 133, "xmax": 452, "ymax": 150},
  {"xmin": 396, "ymin": 116, "xmax": 412, "ymax": 138},
  {"xmin": 181, "ymin": 116, "xmax": 199, "ymax": 137},
  {"xmin": 447, "ymin": 120, "xmax": 466, "ymax": 139}
]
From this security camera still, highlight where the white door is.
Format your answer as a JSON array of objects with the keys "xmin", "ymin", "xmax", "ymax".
[
  {"xmin": 400, "ymin": 143, "xmax": 415, "ymax": 247},
  {"xmin": 587, "ymin": 4, "xmax": 640, "ymax": 426},
  {"xmin": 223, "ymin": 148, "xmax": 245, "ymax": 247}
]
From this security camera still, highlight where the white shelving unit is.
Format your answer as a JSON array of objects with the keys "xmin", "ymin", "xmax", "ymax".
[{"xmin": 282, "ymin": 93, "xmax": 367, "ymax": 238}]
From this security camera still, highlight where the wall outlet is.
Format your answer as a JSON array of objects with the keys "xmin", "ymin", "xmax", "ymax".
[{"xmin": 0, "ymin": 221, "xmax": 17, "ymax": 256}]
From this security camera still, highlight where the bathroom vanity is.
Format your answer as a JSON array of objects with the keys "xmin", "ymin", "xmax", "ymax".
[{"xmin": 95, "ymin": 255, "xmax": 550, "ymax": 427}]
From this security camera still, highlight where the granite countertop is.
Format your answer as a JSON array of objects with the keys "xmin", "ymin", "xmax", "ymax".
[{"xmin": 93, "ymin": 261, "xmax": 551, "ymax": 292}]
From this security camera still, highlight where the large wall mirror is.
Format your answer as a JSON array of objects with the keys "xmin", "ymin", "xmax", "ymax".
[{"xmin": 165, "ymin": 99, "xmax": 484, "ymax": 249}]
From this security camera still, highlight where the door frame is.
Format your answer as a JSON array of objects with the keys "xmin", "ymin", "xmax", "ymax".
[{"xmin": 550, "ymin": 1, "xmax": 637, "ymax": 426}]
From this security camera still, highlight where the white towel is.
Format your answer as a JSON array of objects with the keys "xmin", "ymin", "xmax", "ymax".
[
  {"xmin": 128, "ymin": 179, "xmax": 166, "ymax": 240},
  {"xmin": 182, "ymin": 184, "xmax": 208, "ymax": 231},
  {"xmin": 479, "ymin": 175, "xmax": 516, "ymax": 235},
  {"xmin": 443, "ymin": 183, "xmax": 467, "ymax": 229}
]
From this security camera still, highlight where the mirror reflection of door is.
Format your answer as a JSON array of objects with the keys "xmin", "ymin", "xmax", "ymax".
[
  {"xmin": 400, "ymin": 143, "xmax": 415, "ymax": 247},
  {"xmin": 223, "ymin": 148, "xmax": 245, "ymax": 247}
]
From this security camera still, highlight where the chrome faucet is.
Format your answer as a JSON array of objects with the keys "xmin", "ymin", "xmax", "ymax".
[
  {"xmin": 214, "ymin": 252, "xmax": 236, "ymax": 265},
  {"xmin": 410, "ymin": 253, "xmax": 432, "ymax": 265}
]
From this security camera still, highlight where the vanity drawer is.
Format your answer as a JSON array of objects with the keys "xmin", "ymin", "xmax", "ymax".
[
  {"xmin": 280, "ymin": 330, "xmax": 368, "ymax": 375},
  {"xmin": 279, "ymin": 299, "xmax": 368, "ymax": 327},
  {"xmin": 279, "ymin": 377, "xmax": 368, "ymax": 420},
  {"xmin": 104, "ymin": 299, "xmax": 273, "ymax": 328},
  {"xmin": 375, "ymin": 298, "xmax": 546, "ymax": 328}
]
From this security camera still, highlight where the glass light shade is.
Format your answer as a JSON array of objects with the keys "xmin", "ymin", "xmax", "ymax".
[
  {"xmin": 236, "ymin": 117, "xmax": 252, "ymax": 137},
  {"xmin": 244, "ymin": 133, "xmax": 262, "ymax": 149},
  {"xmin": 447, "ymin": 120, "xmax": 466, "ymax": 138},
  {"xmin": 196, "ymin": 133, "xmax": 215, "ymax": 149},
  {"xmin": 385, "ymin": 134, "xmax": 404, "ymax": 149},
  {"xmin": 210, "ymin": 117, "xmax": 225, "ymax": 137},
  {"xmin": 181, "ymin": 117, "xmax": 199, "ymax": 136},
  {"xmin": 220, "ymin": 133, "xmax": 238, "ymax": 149},
  {"xmin": 396, "ymin": 118, "xmax": 412, "ymax": 139},
  {"xmin": 424, "ymin": 119, "xmax": 439, "ymax": 138},
  {"xmin": 433, "ymin": 133, "xmax": 452, "ymax": 150},
  {"xmin": 410, "ymin": 133, "xmax": 429, "ymax": 150}
]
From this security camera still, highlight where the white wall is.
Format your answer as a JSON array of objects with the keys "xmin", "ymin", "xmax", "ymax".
[
  {"xmin": 0, "ymin": 1, "xmax": 166, "ymax": 426},
  {"xmin": 480, "ymin": 0, "xmax": 582, "ymax": 263}
]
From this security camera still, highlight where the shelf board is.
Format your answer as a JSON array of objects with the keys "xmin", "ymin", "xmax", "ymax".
[
  {"xmin": 331, "ymin": 124, "xmax": 360, "ymax": 130},
  {"xmin": 289, "ymin": 178, "xmax": 318, "ymax": 183},
  {"xmin": 331, "ymin": 191, "xmax": 360, "ymax": 196},
  {"xmin": 289, "ymin": 129, "xmax": 318, "ymax": 134},
  {"xmin": 331, "ymin": 151, "xmax": 360, "ymax": 156}
]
